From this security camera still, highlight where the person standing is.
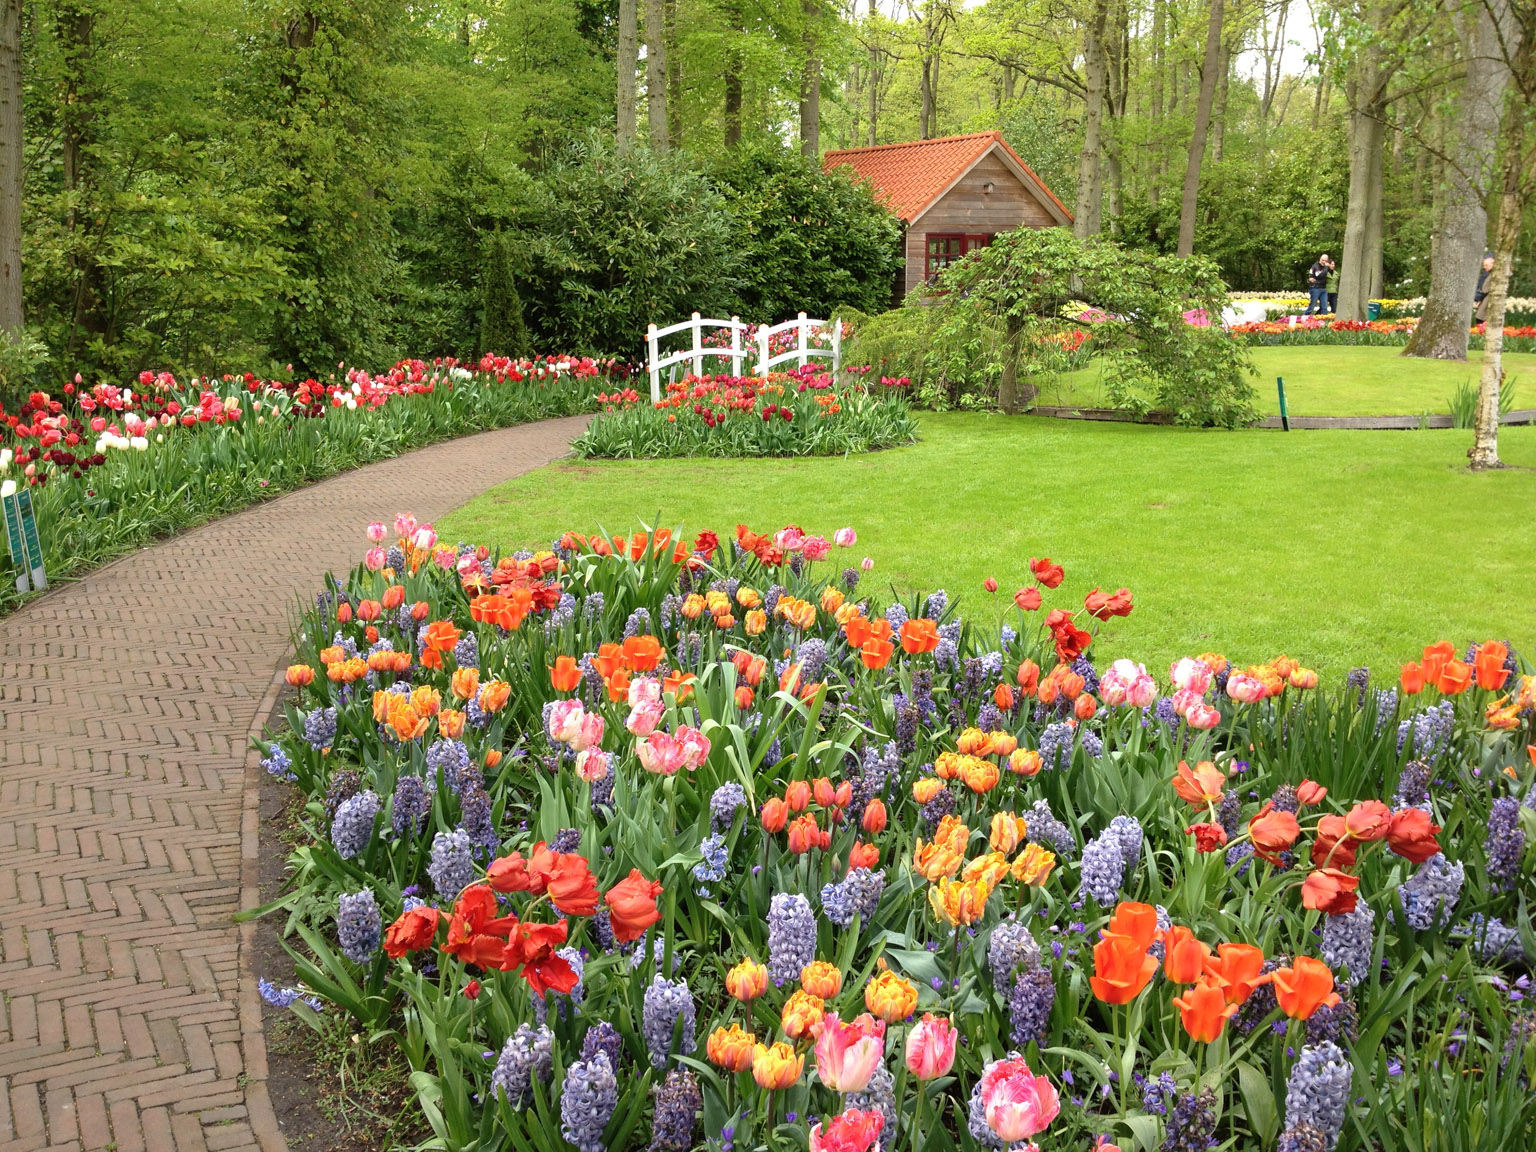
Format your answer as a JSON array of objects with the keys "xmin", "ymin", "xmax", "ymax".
[
  {"xmin": 1474, "ymin": 253, "xmax": 1496, "ymax": 324},
  {"xmin": 1306, "ymin": 254, "xmax": 1331, "ymax": 315},
  {"xmin": 1325, "ymin": 258, "xmax": 1339, "ymax": 314}
]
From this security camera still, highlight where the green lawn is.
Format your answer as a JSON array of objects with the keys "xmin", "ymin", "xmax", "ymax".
[
  {"xmin": 439, "ymin": 413, "xmax": 1536, "ymax": 676},
  {"xmin": 1039, "ymin": 345, "xmax": 1536, "ymax": 416}
]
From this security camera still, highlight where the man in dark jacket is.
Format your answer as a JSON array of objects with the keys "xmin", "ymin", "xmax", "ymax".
[
  {"xmin": 1306, "ymin": 255, "xmax": 1331, "ymax": 315},
  {"xmin": 1474, "ymin": 253, "xmax": 1496, "ymax": 323}
]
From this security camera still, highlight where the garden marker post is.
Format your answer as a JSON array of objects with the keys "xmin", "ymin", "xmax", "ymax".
[
  {"xmin": 1277, "ymin": 377, "xmax": 1290, "ymax": 431},
  {"xmin": 797, "ymin": 311, "xmax": 808, "ymax": 367},
  {"xmin": 1, "ymin": 484, "xmax": 29, "ymax": 594},
  {"xmin": 16, "ymin": 489, "xmax": 45, "ymax": 589},
  {"xmin": 647, "ymin": 323, "xmax": 661, "ymax": 401},
  {"xmin": 691, "ymin": 312, "xmax": 704, "ymax": 377}
]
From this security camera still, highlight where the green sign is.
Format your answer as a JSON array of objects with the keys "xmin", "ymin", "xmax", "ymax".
[
  {"xmin": 1, "ymin": 490, "xmax": 28, "ymax": 594},
  {"xmin": 16, "ymin": 489, "xmax": 44, "ymax": 588}
]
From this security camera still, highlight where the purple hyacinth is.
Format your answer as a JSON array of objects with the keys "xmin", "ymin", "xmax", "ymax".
[
  {"xmin": 649, "ymin": 1069, "xmax": 701, "ymax": 1151},
  {"xmin": 1320, "ymin": 903, "xmax": 1374, "ymax": 985},
  {"xmin": 1283, "ymin": 1041, "xmax": 1351, "ymax": 1148},
  {"xmin": 1485, "ymin": 797, "xmax": 1525, "ymax": 892},
  {"xmin": 820, "ymin": 868, "xmax": 886, "ymax": 929},
  {"xmin": 582, "ymin": 1020, "xmax": 624, "ymax": 1070},
  {"xmin": 323, "ymin": 770, "xmax": 360, "ymax": 824},
  {"xmin": 1009, "ymin": 966, "xmax": 1056, "ymax": 1047},
  {"xmin": 1393, "ymin": 759, "xmax": 1432, "ymax": 811},
  {"xmin": 1038, "ymin": 722, "xmax": 1074, "ymax": 771},
  {"xmin": 988, "ymin": 919, "xmax": 1041, "ymax": 988},
  {"xmin": 1277, "ymin": 1125, "xmax": 1330, "ymax": 1152},
  {"xmin": 303, "ymin": 707, "xmax": 338, "ymax": 750},
  {"xmin": 336, "ymin": 889, "xmax": 381, "ymax": 964},
  {"xmin": 767, "ymin": 893, "xmax": 816, "ymax": 986},
  {"xmin": 330, "ymin": 790, "xmax": 380, "ymax": 860},
  {"xmin": 883, "ymin": 602, "xmax": 908, "ymax": 630},
  {"xmin": 561, "ymin": 1054, "xmax": 617, "ymax": 1152},
  {"xmin": 1025, "ymin": 798, "xmax": 1076, "ymax": 858},
  {"xmin": 258, "ymin": 978, "xmax": 323, "ymax": 1012},
  {"xmin": 390, "ymin": 774, "xmax": 430, "ymax": 837},
  {"xmin": 709, "ymin": 783, "xmax": 747, "ymax": 831},
  {"xmin": 1305, "ymin": 998, "xmax": 1359, "ymax": 1047},
  {"xmin": 261, "ymin": 743, "xmax": 295, "ymax": 782},
  {"xmin": 1395, "ymin": 701, "xmax": 1454, "ymax": 762},
  {"xmin": 458, "ymin": 784, "xmax": 497, "ymax": 853},
  {"xmin": 427, "ymin": 828, "xmax": 474, "ymax": 898},
  {"xmin": 1141, "ymin": 1071, "xmax": 1178, "ymax": 1115},
  {"xmin": 1108, "ymin": 814, "xmax": 1144, "ymax": 875},
  {"xmin": 426, "ymin": 738, "xmax": 472, "ymax": 795},
  {"xmin": 1397, "ymin": 853, "xmax": 1463, "ymax": 930},
  {"xmin": 1161, "ymin": 1086, "xmax": 1217, "ymax": 1151},
  {"xmin": 796, "ymin": 638, "xmax": 828, "ymax": 683},
  {"xmin": 490, "ymin": 1024, "xmax": 554, "ymax": 1109},
  {"xmin": 1079, "ymin": 829, "xmax": 1126, "ymax": 906}
]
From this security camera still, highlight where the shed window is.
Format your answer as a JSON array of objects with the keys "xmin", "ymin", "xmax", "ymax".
[{"xmin": 925, "ymin": 233, "xmax": 992, "ymax": 280}]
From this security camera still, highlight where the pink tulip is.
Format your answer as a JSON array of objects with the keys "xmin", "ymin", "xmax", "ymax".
[
  {"xmin": 394, "ymin": 513, "xmax": 417, "ymax": 539},
  {"xmin": 1225, "ymin": 671, "xmax": 1266, "ymax": 704},
  {"xmin": 456, "ymin": 553, "xmax": 480, "ymax": 577},
  {"xmin": 774, "ymin": 526, "xmax": 806, "ymax": 552},
  {"xmin": 625, "ymin": 701, "xmax": 664, "ymax": 738},
  {"xmin": 1186, "ymin": 702, "xmax": 1222, "ymax": 729},
  {"xmin": 637, "ymin": 731, "xmax": 687, "ymax": 775},
  {"xmin": 90, "ymin": 416, "xmax": 107, "ymax": 433},
  {"xmin": 546, "ymin": 699, "xmax": 587, "ymax": 746},
  {"xmin": 571, "ymin": 712, "xmax": 606, "ymax": 753},
  {"xmin": 627, "ymin": 676, "xmax": 662, "ymax": 708},
  {"xmin": 575, "ymin": 748, "xmax": 611, "ymax": 782},
  {"xmin": 412, "ymin": 525, "xmax": 437, "ymax": 551},
  {"xmin": 364, "ymin": 547, "xmax": 386, "ymax": 571},
  {"xmin": 675, "ymin": 725, "xmax": 711, "ymax": 770},
  {"xmin": 1168, "ymin": 657, "xmax": 1212, "ymax": 695},
  {"xmin": 433, "ymin": 546, "xmax": 457, "ymax": 570},
  {"xmin": 365, "ymin": 520, "xmax": 387, "ymax": 543},
  {"xmin": 809, "ymin": 1109, "xmax": 884, "ymax": 1152},
  {"xmin": 904, "ymin": 1013, "xmax": 957, "ymax": 1080},
  {"xmin": 802, "ymin": 535, "xmax": 831, "ymax": 562},
  {"xmin": 980, "ymin": 1057, "xmax": 1059, "ymax": 1143},
  {"xmin": 860, "ymin": 556, "xmax": 874, "ymax": 571},
  {"xmin": 813, "ymin": 1012, "xmax": 886, "ymax": 1093},
  {"xmin": 834, "ymin": 527, "xmax": 857, "ymax": 547}
]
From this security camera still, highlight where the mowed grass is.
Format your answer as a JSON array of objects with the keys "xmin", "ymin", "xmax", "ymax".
[
  {"xmin": 1039, "ymin": 346, "xmax": 1536, "ymax": 416},
  {"xmin": 439, "ymin": 413, "xmax": 1536, "ymax": 676}
]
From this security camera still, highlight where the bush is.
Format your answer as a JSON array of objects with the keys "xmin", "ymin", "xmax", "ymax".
[
  {"xmin": 573, "ymin": 368, "xmax": 917, "ymax": 458},
  {"xmin": 711, "ymin": 147, "xmax": 903, "ymax": 322},
  {"xmin": 479, "ymin": 232, "xmax": 533, "ymax": 359}
]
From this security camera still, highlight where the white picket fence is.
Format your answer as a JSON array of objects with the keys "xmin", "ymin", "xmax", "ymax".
[{"xmin": 645, "ymin": 312, "xmax": 841, "ymax": 401}]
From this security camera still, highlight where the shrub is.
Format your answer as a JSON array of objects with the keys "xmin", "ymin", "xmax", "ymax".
[{"xmin": 479, "ymin": 232, "xmax": 533, "ymax": 359}]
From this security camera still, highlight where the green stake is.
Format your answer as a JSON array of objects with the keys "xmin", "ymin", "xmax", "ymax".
[{"xmin": 1277, "ymin": 377, "xmax": 1289, "ymax": 431}]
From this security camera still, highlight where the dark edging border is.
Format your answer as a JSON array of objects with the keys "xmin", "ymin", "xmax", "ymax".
[{"xmin": 1028, "ymin": 405, "xmax": 1536, "ymax": 430}]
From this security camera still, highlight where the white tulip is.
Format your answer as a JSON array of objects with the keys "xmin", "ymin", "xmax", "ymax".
[
  {"xmin": 0, "ymin": 479, "xmax": 14, "ymax": 498},
  {"xmin": 130, "ymin": 436, "xmax": 149, "ymax": 451}
]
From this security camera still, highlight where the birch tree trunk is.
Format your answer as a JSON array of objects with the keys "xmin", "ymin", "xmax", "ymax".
[
  {"xmin": 1074, "ymin": 0, "xmax": 1110, "ymax": 238},
  {"xmin": 645, "ymin": 0, "xmax": 669, "ymax": 149},
  {"xmin": 617, "ymin": 0, "xmax": 638, "ymax": 152},
  {"xmin": 1404, "ymin": 0, "xmax": 1510, "ymax": 360},
  {"xmin": 0, "ymin": 0, "xmax": 23, "ymax": 333},
  {"xmin": 1176, "ymin": 0, "xmax": 1225, "ymax": 256}
]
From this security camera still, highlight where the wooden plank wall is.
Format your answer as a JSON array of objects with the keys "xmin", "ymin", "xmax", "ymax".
[{"xmin": 902, "ymin": 150, "xmax": 1058, "ymax": 296}]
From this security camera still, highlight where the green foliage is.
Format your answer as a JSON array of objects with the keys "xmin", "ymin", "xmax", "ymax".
[
  {"xmin": 479, "ymin": 233, "xmax": 533, "ymax": 359},
  {"xmin": 929, "ymin": 228, "xmax": 1259, "ymax": 427},
  {"xmin": 521, "ymin": 136, "xmax": 741, "ymax": 355},
  {"xmin": 1449, "ymin": 376, "xmax": 1517, "ymax": 429},
  {"xmin": 710, "ymin": 147, "xmax": 902, "ymax": 322},
  {"xmin": 0, "ymin": 329, "xmax": 51, "ymax": 412}
]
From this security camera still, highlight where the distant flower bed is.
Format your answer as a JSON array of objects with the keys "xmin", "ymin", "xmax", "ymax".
[
  {"xmin": 256, "ymin": 518, "xmax": 1536, "ymax": 1152},
  {"xmin": 0, "ymin": 355, "xmax": 622, "ymax": 613},
  {"xmin": 573, "ymin": 367, "xmax": 917, "ymax": 458},
  {"xmin": 1231, "ymin": 315, "xmax": 1536, "ymax": 351}
]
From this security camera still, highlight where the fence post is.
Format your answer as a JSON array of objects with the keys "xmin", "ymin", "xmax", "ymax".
[
  {"xmin": 797, "ymin": 312, "xmax": 808, "ymax": 368},
  {"xmin": 691, "ymin": 312, "xmax": 704, "ymax": 378},
  {"xmin": 830, "ymin": 316, "xmax": 842, "ymax": 375},
  {"xmin": 647, "ymin": 323, "xmax": 660, "ymax": 403},
  {"xmin": 756, "ymin": 323, "xmax": 769, "ymax": 376},
  {"xmin": 730, "ymin": 317, "xmax": 742, "ymax": 377}
]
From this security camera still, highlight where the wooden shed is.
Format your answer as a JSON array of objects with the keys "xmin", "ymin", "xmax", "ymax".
[{"xmin": 822, "ymin": 131, "xmax": 1073, "ymax": 299}]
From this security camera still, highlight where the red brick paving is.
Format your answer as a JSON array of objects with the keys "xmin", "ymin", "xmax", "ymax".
[{"xmin": 0, "ymin": 417, "xmax": 588, "ymax": 1151}]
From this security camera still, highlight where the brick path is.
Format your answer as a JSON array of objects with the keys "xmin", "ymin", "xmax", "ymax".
[{"xmin": 0, "ymin": 416, "xmax": 588, "ymax": 1152}]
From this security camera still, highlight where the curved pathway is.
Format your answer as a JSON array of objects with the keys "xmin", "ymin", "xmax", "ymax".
[{"xmin": 0, "ymin": 416, "xmax": 588, "ymax": 1152}]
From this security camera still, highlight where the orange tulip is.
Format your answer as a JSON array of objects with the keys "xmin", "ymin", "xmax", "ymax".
[
  {"xmin": 1102, "ymin": 901, "xmax": 1160, "ymax": 952},
  {"xmin": 1015, "ymin": 658, "xmax": 1040, "ymax": 695},
  {"xmin": 726, "ymin": 958, "xmax": 769, "ymax": 1001},
  {"xmin": 285, "ymin": 664, "xmax": 315, "ymax": 687},
  {"xmin": 760, "ymin": 798, "xmax": 788, "ymax": 833},
  {"xmin": 801, "ymin": 960, "xmax": 843, "ymax": 999},
  {"xmin": 1203, "ymin": 942, "xmax": 1271, "ymax": 1005},
  {"xmin": 913, "ymin": 778, "xmax": 945, "ymax": 804},
  {"xmin": 707, "ymin": 1024, "xmax": 757, "ymax": 1072},
  {"xmin": 1074, "ymin": 693, "xmax": 1097, "ymax": 720},
  {"xmin": 1008, "ymin": 748, "xmax": 1042, "ymax": 777},
  {"xmin": 959, "ymin": 757, "xmax": 1000, "ymax": 794},
  {"xmin": 780, "ymin": 989, "xmax": 826, "ymax": 1040},
  {"xmin": 1475, "ymin": 641, "xmax": 1510, "ymax": 690},
  {"xmin": 1173, "ymin": 976, "xmax": 1239, "ymax": 1043},
  {"xmin": 1272, "ymin": 956, "xmax": 1341, "ymax": 1020},
  {"xmin": 1089, "ymin": 934, "xmax": 1158, "ymax": 1004},
  {"xmin": 1171, "ymin": 760, "xmax": 1227, "ymax": 806},
  {"xmin": 899, "ymin": 618, "xmax": 941, "ymax": 654},
  {"xmin": 994, "ymin": 681, "xmax": 1016, "ymax": 711},
  {"xmin": 1248, "ymin": 803, "xmax": 1301, "ymax": 864},
  {"xmin": 1400, "ymin": 661, "xmax": 1425, "ymax": 694},
  {"xmin": 848, "ymin": 840, "xmax": 880, "ymax": 871},
  {"xmin": 860, "ymin": 637, "xmax": 894, "ymax": 670},
  {"xmin": 751, "ymin": 1042, "xmax": 804, "ymax": 1090},
  {"xmin": 451, "ymin": 666, "xmax": 481, "ymax": 701},
  {"xmin": 1437, "ymin": 659, "xmax": 1472, "ymax": 695},
  {"xmin": 621, "ymin": 634, "xmax": 663, "ymax": 671},
  {"xmin": 1300, "ymin": 868, "xmax": 1360, "ymax": 915},
  {"xmin": 550, "ymin": 655, "xmax": 582, "ymax": 692},
  {"xmin": 786, "ymin": 780, "xmax": 811, "ymax": 812},
  {"xmin": 1162, "ymin": 926, "xmax": 1212, "ymax": 985},
  {"xmin": 864, "ymin": 970, "xmax": 919, "ymax": 1022}
]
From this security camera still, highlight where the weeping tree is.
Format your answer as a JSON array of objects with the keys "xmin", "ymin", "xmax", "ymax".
[{"xmin": 927, "ymin": 226, "xmax": 1258, "ymax": 427}]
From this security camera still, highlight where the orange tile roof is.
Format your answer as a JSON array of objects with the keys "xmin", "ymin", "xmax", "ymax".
[{"xmin": 822, "ymin": 131, "xmax": 1072, "ymax": 224}]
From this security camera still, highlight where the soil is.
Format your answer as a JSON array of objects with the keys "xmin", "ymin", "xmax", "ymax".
[{"xmin": 252, "ymin": 689, "xmax": 430, "ymax": 1152}]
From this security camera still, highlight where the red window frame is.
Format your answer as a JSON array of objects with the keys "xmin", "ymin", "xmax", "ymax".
[{"xmin": 925, "ymin": 233, "xmax": 992, "ymax": 280}]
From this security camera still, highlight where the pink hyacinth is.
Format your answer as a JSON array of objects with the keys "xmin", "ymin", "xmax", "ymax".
[
  {"xmin": 834, "ymin": 526, "xmax": 857, "ymax": 547},
  {"xmin": 365, "ymin": 521, "xmax": 387, "ymax": 543},
  {"xmin": 979, "ymin": 1057, "xmax": 1060, "ymax": 1143},
  {"xmin": 812, "ymin": 1012, "xmax": 886, "ymax": 1093}
]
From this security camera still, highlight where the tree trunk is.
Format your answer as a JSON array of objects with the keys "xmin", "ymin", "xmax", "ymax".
[
  {"xmin": 0, "ymin": 0, "xmax": 22, "ymax": 333},
  {"xmin": 1176, "ymin": 0, "xmax": 1224, "ymax": 256},
  {"xmin": 1336, "ymin": 50, "xmax": 1386, "ymax": 322},
  {"xmin": 1404, "ymin": 0, "xmax": 1510, "ymax": 360},
  {"xmin": 800, "ymin": 0, "xmax": 820, "ymax": 156},
  {"xmin": 665, "ymin": 0, "xmax": 682, "ymax": 148},
  {"xmin": 1074, "ymin": 0, "xmax": 1109, "ymax": 238},
  {"xmin": 58, "ymin": 2, "xmax": 104, "ymax": 349},
  {"xmin": 997, "ymin": 316, "xmax": 1032, "ymax": 413},
  {"xmin": 724, "ymin": 0, "xmax": 743, "ymax": 151},
  {"xmin": 617, "ymin": 0, "xmax": 638, "ymax": 152},
  {"xmin": 1363, "ymin": 125, "xmax": 1384, "ymax": 300},
  {"xmin": 645, "ymin": 0, "xmax": 668, "ymax": 149},
  {"xmin": 867, "ymin": 0, "xmax": 879, "ymax": 144},
  {"xmin": 1211, "ymin": 38, "xmax": 1231, "ymax": 163},
  {"xmin": 1149, "ymin": 0, "xmax": 1164, "ymax": 210}
]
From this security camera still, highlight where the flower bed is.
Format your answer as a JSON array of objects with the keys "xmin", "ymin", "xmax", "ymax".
[
  {"xmin": 1230, "ymin": 315, "xmax": 1536, "ymax": 352},
  {"xmin": 573, "ymin": 368, "xmax": 917, "ymax": 458},
  {"xmin": 256, "ymin": 518, "xmax": 1536, "ymax": 1152},
  {"xmin": 0, "ymin": 356, "xmax": 622, "ymax": 613}
]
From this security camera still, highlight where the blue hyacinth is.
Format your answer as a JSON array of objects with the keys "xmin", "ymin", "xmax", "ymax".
[
  {"xmin": 390, "ymin": 774, "xmax": 430, "ymax": 837},
  {"xmin": 330, "ymin": 790, "xmax": 380, "ymax": 859},
  {"xmin": 1398, "ymin": 853, "xmax": 1463, "ymax": 930},
  {"xmin": 303, "ymin": 707, "xmax": 338, "ymax": 750},
  {"xmin": 1320, "ymin": 903, "xmax": 1374, "ymax": 985},
  {"xmin": 642, "ymin": 975, "xmax": 697, "ymax": 1069},
  {"xmin": 560, "ymin": 1054, "xmax": 617, "ymax": 1152},
  {"xmin": 336, "ymin": 889, "xmax": 381, "ymax": 964},
  {"xmin": 767, "ymin": 893, "xmax": 816, "ymax": 986},
  {"xmin": 427, "ymin": 828, "xmax": 475, "ymax": 898},
  {"xmin": 490, "ymin": 1024, "xmax": 554, "ymax": 1109},
  {"xmin": 1283, "ymin": 1041, "xmax": 1352, "ymax": 1149},
  {"xmin": 820, "ymin": 868, "xmax": 886, "ymax": 929},
  {"xmin": 261, "ymin": 743, "xmax": 295, "ymax": 782}
]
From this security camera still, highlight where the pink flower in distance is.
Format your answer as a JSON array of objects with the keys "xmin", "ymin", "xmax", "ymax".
[
  {"xmin": 394, "ymin": 513, "xmax": 417, "ymax": 539},
  {"xmin": 809, "ymin": 1109, "xmax": 884, "ymax": 1152},
  {"xmin": 980, "ymin": 1057, "xmax": 1060, "ymax": 1143},
  {"xmin": 813, "ymin": 1012, "xmax": 886, "ymax": 1093},
  {"xmin": 834, "ymin": 527, "xmax": 857, "ymax": 547},
  {"xmin": 364, "ymin": 547, "xmax": 386, "ymax": 571},
  {"xmin": 802, "ymin": 536, "xmax": 831, "ymax": 562},
  {"xmin": 904, "ymin": 1013, "xmax": 957, "ymax": 1080},
  {"xmin": 365, "ymin": 521, "xmax": 387, "ymax": 543}
]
